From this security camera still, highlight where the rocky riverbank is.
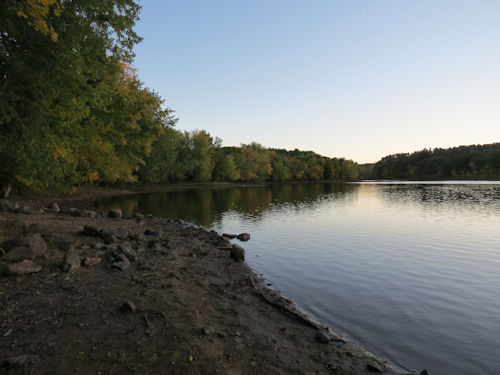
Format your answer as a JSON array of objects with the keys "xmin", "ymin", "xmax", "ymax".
[{"xmin": 0, "ymin": 192, "xmax": 421, "ymax": 374}]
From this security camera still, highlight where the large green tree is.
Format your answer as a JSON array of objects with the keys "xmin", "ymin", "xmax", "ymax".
[{"xmin": 1, "ymin": 0, "xmax": 170, "ymax": 191}]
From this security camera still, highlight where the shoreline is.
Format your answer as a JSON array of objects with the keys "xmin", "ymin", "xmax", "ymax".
[{"xmin": 0, "ymin": 188, "xmax": 419, "ymax": 374}]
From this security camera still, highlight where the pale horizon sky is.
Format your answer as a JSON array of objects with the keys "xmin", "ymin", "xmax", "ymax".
[{"xmin": 132, "ymin": 0, "xmax": 500, "ymax": 163}]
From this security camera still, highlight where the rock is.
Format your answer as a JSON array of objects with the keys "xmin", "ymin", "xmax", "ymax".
[
  {"xmin": 0, "ymin": 199, "xmax": 19, "ymax": 212},
  {"xmin": 419, "ymin": 370, "xmax": 431, "ymax": 375},
  {"xmin": 25, "ymin": 223, "xmax": 43, "ymax": 234},
  {"xmin": 366, "ymin": 361, "xmax": 384, "ymax": 372},
  {"xmin": 7, "ymin": 260, "xmax": 42, "ymax": 275},
  {"xmin": 101, "ymin": 230, "xmax": 117, "ymax": 244},
  {"xmin": 120, "ymin": 300, "xmax": 136, "ymax": 313},
  {"xmin": 48, "ymin": 202, "xmax": 60, "ymax": 212},
  {"xmin": 2, "ymin": 246, "xmax": 34, "ymax": 262},
  {"xmin": 82, "ymin": 257, "xmax": 101, "ymax": 268},
  {"xmin": 62, "ymin": 248, "xmax": 80, "ymax": 272},
  {"xmin": 315, "ymin": 331, "xmax": 331, "ymax": 344},
  {"xmin": 4, "ymin": 354, "xmax": 39, "ymax": 368},
  {"xmin": 135, "ymin": 213, "xmax": 145, "ymax": 220},
  {"xmin": 114, "ymin": 228, "xmax": 130, "ymax": 240},
  {"xmin": 1, "ymin": 233, "xmax": 47, "ymax": 257},
  {"xmin": 68, "ymin": 207, "xmax": 81, "ymax": 216},
  {"xmin": 108, "ymin": 208, "xmax": 123, "ymax": 219},
  {"xmin": 82, "ymin": 225, "xmax": 101, "ymax": 237},
  {"xmin": 81, "ymin": 209, "xmax": 97, "ymax": 218},
  {"xmin": 129, "ymin": 232, "xmax": 146, "ymax": 242},
  {"xmin": 0, "ymin": 184, "xmax": 12, "ymax": 199},
  {"xmin": 203, "ymin": 325, "xmax": 215, "ymax": 335},
  {"xmin": 113, "ymin": 260, "xmax": 130, "ymax": 271},
  {"xmin": 237, "ymin": 233, "xmax": 250, "ymax": 241},
  {"xmin": 0, "ymin": 262, "xmax": 7, "ymax": 275},
  {"xmin": 119, "ymin": 243, "xmax": 137, "ymax": 262},
  {"xmin": 144, "ymin": 229, "xmax": 158, "ymax": 236},
  {"xmin": 17, "ymin": 205, "xmax": 32, "ymax": 214},
  {"xmin": 230, "ymin": 244, "xmax": 245, "ymax": 261},
  {"xmin": 223, "ymin": 233, "xmax": 237, "ymax": 239}
]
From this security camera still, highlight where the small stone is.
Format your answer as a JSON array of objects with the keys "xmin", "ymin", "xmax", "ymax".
[
  {"xmin": 108, "ymin": 209, "xmax": 123, "ymax": 219},
  {"xmin": 25, "ymin": 223, "xmax": 43, "ymax": 234},
  {"xmin": 113, "ymin": 261, "xmax": 130, "ymax": 271},
  {"xmin": 82, "ymin": 225, "xmax": 101, "ymax": 237},
  {"xmin": 62, "ymin": 248, "xmax": 80, "ymax": 272},
  {"xmin": 4, "ymin": 354, "xmax": 39, "ymax": 368},
  {"xmin": 223, "ymin": 233, "xmax": 237, "ymax": 239},
  {"xmin": 7, "ymin": 260, "xmax": 41, "ymax": 275},
  {"xmin": 48, "ymin": 202, "xmax": 60, "ymax": 212},
  {"xmin": 366, "ymin": 361, "xmax": 384, "ymax": 372},
  {"xmin": 2, "ymin": 246, "xmax": 34, "ymax": 262},
  {"xmin": 315, "ymin": 331, "xmax": 330, "ymax": 344},
  {"xmin": 17, "ymin": 205, "xmax": 32, "ymax": 214},
  {"xmin": 203, "ymin": 325, "xmax": 215, "ymax": 335},
  {"xmin": 69, "ymin": 208, "xmax": 81, "ymax": 216},
  {"xmin": 237, "ymin": 233, "xmax": 250, "ymax": 241},
  {"xmin": 0, "ymin": 199, "xmax": 19, "ymax": 212},
  {"xmin": 135, "ymin": 213, "xmax": 145, "ymax": 220},
  {"xmin": 82, "ymin": 210, "xmax": 97, "ymax": 218},
  {"xmin": 0, "ymin": 184, "xmax": 12, "ymax": 199},
  {"xmin": 120, "ymin": 300, "xmax": 136, "ymax": 313},
  {"xmin": 83, "ymin": 257, "xmax": 101, "ymax": 268},
  {"xmin": 101, "ymin": 230, "xmax": 117, "ymax": 244},
  {"xmin": 144, "ymin": 229, "xmax": 158, "ymax": 236},
  {"xmin": 119, "ymin": 243, "xmax": 137, "ymax": 262},
  {"xmin": 230, "ymin": 244, "xmax": 245, "ymax": 261}
]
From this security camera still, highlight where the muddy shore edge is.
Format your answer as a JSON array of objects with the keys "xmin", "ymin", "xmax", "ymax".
[{"xmin": 0, "ymin": 188, "xmax": 421, "ymax": 374}]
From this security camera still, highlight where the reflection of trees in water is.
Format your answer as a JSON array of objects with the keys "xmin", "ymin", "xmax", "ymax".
[
  {"xmin": 373, "ymin": 184, "xmax": 500, "ymax": 214},
  {"xmin": 94, "ymin": 183, "xmax": 360, "ymax": 227}
]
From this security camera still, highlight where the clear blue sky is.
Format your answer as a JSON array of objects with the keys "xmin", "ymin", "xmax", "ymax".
[{"xmin": 132, "ymin": 0, "xmax": 500, "ymax": 163}]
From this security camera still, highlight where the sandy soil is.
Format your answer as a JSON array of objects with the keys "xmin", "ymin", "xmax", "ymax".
[{"xmin": 0, "ymin": 189, "xmax": 417, "ymax": 375}]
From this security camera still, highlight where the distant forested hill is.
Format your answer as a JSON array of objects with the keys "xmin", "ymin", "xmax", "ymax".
[{"xmin": 369, "ymin": 143, "xmax": 500, "ymax": 180}]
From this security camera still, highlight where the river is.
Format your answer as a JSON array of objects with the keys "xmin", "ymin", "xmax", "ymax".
[{"xmin": 94, "ymin": 181, "xmax": 500, "ymax": 374}]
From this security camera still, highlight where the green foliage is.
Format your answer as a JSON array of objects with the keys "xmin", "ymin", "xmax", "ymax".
[
  {"xmin": 371, "ymin": 143, "xmax": 500, "ymax": 180},
  {"xmin": 213, "ymin": 153, "xmax": 240, "ymax": 182},
  {"xmin": 0, "ymin": 0, "xmax": 173, "ymax": 191}
]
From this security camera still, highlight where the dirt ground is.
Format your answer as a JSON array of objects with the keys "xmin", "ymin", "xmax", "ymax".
[{"xmin": 0, "ymin": 189, "xmax": 416, "ymax": 375}]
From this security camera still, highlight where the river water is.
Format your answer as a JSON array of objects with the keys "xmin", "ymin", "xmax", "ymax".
[{"xmin": 94, "ymin": 182, "xmax": 500, "ymax": 374}]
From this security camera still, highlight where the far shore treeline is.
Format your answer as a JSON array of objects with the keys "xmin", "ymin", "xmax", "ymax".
[{"xmin": 1, "ymin": 1, "xmax": 499, "ymax": 194}]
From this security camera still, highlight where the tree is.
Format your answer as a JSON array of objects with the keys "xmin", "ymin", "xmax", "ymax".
[
  {"xmin": 0, "ymin": 0, "xmax": 173, "ymax": 191},
  {"xmin": 238, "ymin": 143, "xmax": 273, "ymax": 181}
]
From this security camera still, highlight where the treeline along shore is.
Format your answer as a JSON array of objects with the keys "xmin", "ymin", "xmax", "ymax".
[{"xmin": 2, "ymin": 1, "xmax": 498, "ymax": 197}]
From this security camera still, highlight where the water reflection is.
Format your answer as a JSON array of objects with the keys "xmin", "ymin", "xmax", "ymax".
[{"xmin": 94, "ymin": 183, "xmax": 360, "ymax": 226}]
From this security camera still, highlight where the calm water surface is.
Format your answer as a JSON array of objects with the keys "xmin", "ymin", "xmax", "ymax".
[{"xmin": 94, "ymin": 182, "xmax": 500, "ymax": 374}]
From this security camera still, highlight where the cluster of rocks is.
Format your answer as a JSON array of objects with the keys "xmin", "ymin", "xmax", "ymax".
[
  {"xmin": 0, "ymin": 199, "xmax": 32, "ymax": 215},
  {"xmin": 0, "ymin": 225, "xmax": 47, "ymax": 275},
  {"xmin": 1, "ymin": 201, "xmax": 249, "ymax": 278}
]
